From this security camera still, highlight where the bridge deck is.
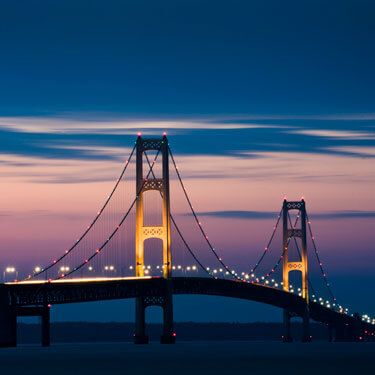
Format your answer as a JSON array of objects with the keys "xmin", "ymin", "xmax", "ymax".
[
  {"xmin": 2, "ymin": 277, "xmax": 373, "ymax": 334},
  {"xmin": 7, "ymin": 276, "xmax": 152, "ymax": 285}
]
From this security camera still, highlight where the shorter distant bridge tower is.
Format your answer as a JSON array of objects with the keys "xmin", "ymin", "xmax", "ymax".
[
  {"xmin": 282, "ymin": 199, "xmax": 310, "ymax": 342},
  {"xmin": 134, "ymin": 135, "xmax": 175, "ymax": 344}
]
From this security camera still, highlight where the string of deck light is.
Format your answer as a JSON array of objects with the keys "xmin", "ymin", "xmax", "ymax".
[
  {"xmin": 306, "ymin": 213, "xmax": 337, "ymax": 303},
  {"xmin": 168, "ymin": 145, "xmax": 243, "ymax": 281},
  {"xmin": 134, "ymin": 264, "xmax": 200, "ymax": 274},
  {"xmin": 26, "ymin": 142, "xmax": 137, "ymax": 280},
  {"xmin": 143, "ymin": 151, "xmax": 214, "ymax": 278},
  {"xmin": 55, "ymin": 144, "xmax": 162, "ymax": 280}
]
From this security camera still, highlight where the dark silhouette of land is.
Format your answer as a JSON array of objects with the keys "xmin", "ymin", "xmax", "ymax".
[{"xmin": 17, "ymin": 321, "xmax": 331, "ymax": 343}]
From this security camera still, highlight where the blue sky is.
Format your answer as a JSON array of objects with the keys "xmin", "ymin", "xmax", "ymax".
[
  {"xmin": 1, "ymin": 1, "xmax": 375, "ymax": 116},
  {"xmin": 1, "ymin": 1, "xmax": 375, "ymax": 323}
]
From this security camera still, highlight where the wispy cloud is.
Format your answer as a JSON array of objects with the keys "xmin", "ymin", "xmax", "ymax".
[
  {"xmin": 196, "ymin": 211, "xmax": 278, "ymax": 219},
  {"xmin": 314, "ymin": 211, "xmax": 375, "ymax": 219},
  {"xmin": 197, "ymin": 210, "xmax": 375, "ymax": 220},
  {"xmin": 0, "ymin": 116, "xmax": 270, "ymax": 134},
  {"xmin": 0, "ymin": 115, "xmax": 374, "ymax": 163},
  {"xmin": 290, "ymin": 129, "xmax": 375, "ymax": 140},
  {"xmin": 327, "ymin": 146, "xmax": 375, "ymax": 158},
  {"xmin": 0, "ymin": 209, "xmax": 92, "ymax": 220},
  {"xmin": 214, "ymin": 114, "xmax": 375, "ymax": 121}
]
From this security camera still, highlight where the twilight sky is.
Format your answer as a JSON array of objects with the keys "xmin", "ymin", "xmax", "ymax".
[{"xmin": 0, "ymin": 1, "xmax": 374, "ymax": 323}]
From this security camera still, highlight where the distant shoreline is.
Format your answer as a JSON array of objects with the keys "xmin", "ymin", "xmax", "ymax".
[{"xmin": 18, "ymin": 322, "xmax": 330, "ymax": 343}]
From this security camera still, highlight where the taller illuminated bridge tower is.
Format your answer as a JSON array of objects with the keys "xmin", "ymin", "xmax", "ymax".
[{"xmin": 134, "ymin": 135, "xmax": 175, "ymax": 344}]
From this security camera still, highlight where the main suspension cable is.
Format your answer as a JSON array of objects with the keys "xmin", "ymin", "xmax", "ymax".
[
  {"xmin": 286, "ymin": 213, "xmax": 317, "ymax": 298},
  {"xmin": 306, "ymin": 213, "xmax": 337, "ymax": 302},
  {"xmin": 168, "ymin": 146, "xmax": 242, "ymax": 281},
  {"xmin": 250, "ymin": 207, "xmax": 283, "ymax": 273},
  {"xmin": 28, "ymin": 143, "xmax": 137, "ymax": 280},
  {"xmin": 56, "ymin": 146, "xmax": 162, "ymax": 279},
  {"xmin": 143, "ymin": 151, "xmax": 213, "ymax": 278},
  {"xmin": 263, "ymin": 213, "xmax": 300, "ymax": 279}
]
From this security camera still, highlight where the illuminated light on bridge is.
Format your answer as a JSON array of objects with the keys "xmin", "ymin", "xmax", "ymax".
[
  {"xmin": 8, "ymin": 276, "xmax": 153, "ymax": 285},
  {"xmin": 0, "ymin": 134, "xmax": 374, "ymax": 348},
  {"xmin": 104, "ymin": 265, "xmax": 115, "ymax": 272},
  {"xmin": 3, "ymin": 267, "xmax": 18, "ymax": 283}
]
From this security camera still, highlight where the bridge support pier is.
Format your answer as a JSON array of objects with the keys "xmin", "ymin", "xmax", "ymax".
[
  {"xmin": 328, "ymin": 324, "xmax": 334, "ymax": 342},
  {"xmin": 0, "ymin": 287, "xmax": 16, "ymax": 347},
  {"xmin": 41, "ymin": 305, "xmax": 50, "ymax": 347},
  {"xmin": 333, "ymin": 314, "xmax": 363, "ymax": 342},
  {"xmin": 134, "ymin": 286, "xmax": 175, "ymax": 345},
  {"xmin": 134, "ymin": 297, "xmax": 149, "ymax": 344},
  {"xmin": 334, "ymin": 325, "xmax": 353, "ymax": 342},
  {"xmin": 283, "ymin": 307, "xmax": 311, "ymax": 343},
  {"xmin": 160, "ymin": 283, "xmax": 175, "ymax": 344},
  {"xmin": 301, "ymin": 306, "xmax": 311, "ymax": 342},
  {"xmin": 0, "ymin": 302, "xmax": 52, "ymax": 348},
  {"xmin": 282, "ymin": 310, "xmax": 293, "ymax": 342}
]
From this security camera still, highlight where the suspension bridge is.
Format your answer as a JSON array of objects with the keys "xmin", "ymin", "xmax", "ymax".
[{"xmin": 1, "ymin": 135, "xmax": 374, "ymax": 347}]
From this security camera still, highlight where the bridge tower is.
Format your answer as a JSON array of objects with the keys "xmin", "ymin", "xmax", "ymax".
[
  {"xmin": 282, "ymin": 199, "xmax": 310, "ymax": 342},
  {"xmin": 134, "ymin": 135, "xmax": 175, "ymax": 344}
]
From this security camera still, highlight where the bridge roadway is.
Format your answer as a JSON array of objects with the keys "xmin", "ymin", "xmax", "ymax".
[{"xmin": 3, "ymin": 276, "xmax": 374, "ymax": 338}]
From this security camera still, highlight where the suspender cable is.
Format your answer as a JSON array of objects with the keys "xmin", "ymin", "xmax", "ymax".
[
  {"xmin": 168, "ymin": 146, "xmax": 242, "ymax": 281},
  {"xmin": 250, "ymin": 207, "xmax": 283, "ymax": 273},
  {"xmin": 56, "ymin": 147, "xmax": 161, "ymax": 279},
  {"xmin": 27, "ymin": 143, "xmax": 137, "ymax": 280},
  {"xmin": 143, "ymin": 151, "xmax": 213, "ymax": 278},
  {"xmin": 306, "ymin": 213, "xmax": 337, "ymax": 302}
]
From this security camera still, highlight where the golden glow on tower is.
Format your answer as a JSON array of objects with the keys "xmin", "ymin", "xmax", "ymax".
[
  {"xmin": 135, "ymin": 136, "xmax": 171, "ymax": 279},
  {"xmin": 282, "ymin": 200, "xmax": 309, "ymax": 303}
]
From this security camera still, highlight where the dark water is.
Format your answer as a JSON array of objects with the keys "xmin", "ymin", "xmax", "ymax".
[{"xmin": 0, "ymin": 341, "xmax": 374, "ymax": 375}]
